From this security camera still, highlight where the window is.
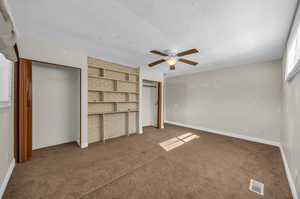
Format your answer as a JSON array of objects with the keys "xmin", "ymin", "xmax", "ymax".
[
  {"xmin": 286, "ymin": 11, "xmax": 300, "ymax": 81},
  {"xmin": 0, "ymin": 53, "xmax": 13, "ymax": 108}
]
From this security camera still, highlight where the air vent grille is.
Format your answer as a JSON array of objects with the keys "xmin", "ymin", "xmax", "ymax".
[{"xmin": 249, "ymin": 179, "xmax": 264, "ymax": 195}]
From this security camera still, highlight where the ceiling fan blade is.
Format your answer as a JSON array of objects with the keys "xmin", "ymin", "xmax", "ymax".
[
  {"xmin": 176, "ymin": 48, "xmax": 199, "ymax": 57},
  {"xmin": 150, "ymin": 50, "xmax": 168, "ymax": 56},
  {"xmin": 169, "ymin": 65, "xmax": 175, "ymax": 70},
  {"xmin": 178, "ymin": 58, "xmax": 198, "ymax": 66},
  {"xmin": 148, "ymin": 59, "xmax": 166, "ymax": 67}
]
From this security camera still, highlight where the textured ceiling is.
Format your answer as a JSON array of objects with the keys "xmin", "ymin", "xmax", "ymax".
[{"xmin": 8, "ymin": 0, "xmax": 297, "ymax": 76}]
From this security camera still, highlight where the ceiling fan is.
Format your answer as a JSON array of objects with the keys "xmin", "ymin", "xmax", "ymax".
[{"xmin": 148, "ymin": 48, "xmax": 199, "ymax": 70}]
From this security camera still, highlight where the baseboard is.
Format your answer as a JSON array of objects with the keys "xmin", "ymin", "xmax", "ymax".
[
  {"xmin": 164, "ymin": 121, "xmax": 280, "ymax": 147},
  {"xmin": 279, "ymin": 145, "xmax": 299, "ymax": 199},
  {"xmin": 0, "ymin": 158, "xmax": 15, "ymax": 198},
  {"xmin": 80, "ymin": 142, "xmax": 88, "ymax": 148}
]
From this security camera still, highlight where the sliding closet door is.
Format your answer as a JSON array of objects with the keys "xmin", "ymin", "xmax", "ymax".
[{"xmin": 32, "ymin": 62, "xmax": 80, "ymax": 149}]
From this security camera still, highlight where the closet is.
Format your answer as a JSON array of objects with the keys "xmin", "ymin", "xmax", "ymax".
[
  {"xmin": 32, "ymin": 62, "xmax": 80, "ymax": 149},
  {"xmin": 142, "ymin": 80, "xmax": 158, "ymax": 127}
]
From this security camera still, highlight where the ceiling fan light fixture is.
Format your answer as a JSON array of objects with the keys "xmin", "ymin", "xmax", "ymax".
[{"xmin": 166, "ymin": 58, "xmax": 177, "ymax": 65}]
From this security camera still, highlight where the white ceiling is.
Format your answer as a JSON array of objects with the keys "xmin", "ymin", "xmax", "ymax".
[{"xmin": 8, "ymin": 0, "xmax": 297, "ymax": 76}]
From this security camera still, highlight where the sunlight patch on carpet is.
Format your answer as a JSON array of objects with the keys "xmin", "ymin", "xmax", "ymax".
[{"xmin": 159, "ymin": 132, "xmax": 200, "ymax": 151}]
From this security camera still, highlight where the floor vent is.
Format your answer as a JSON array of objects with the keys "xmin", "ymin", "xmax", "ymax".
[{"xmin": 249, "ymin": 179, "xmax": 264, "ymax": 195}]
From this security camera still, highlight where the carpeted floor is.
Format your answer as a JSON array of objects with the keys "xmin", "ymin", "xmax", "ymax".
[{"xmin": 4, "ymin": 124, "xmax": 292, "ymax": 199}]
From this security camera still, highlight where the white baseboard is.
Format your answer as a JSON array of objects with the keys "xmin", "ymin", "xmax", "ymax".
[
  {"xmin": 0, "ymin": 158, "xmax": 15, "ymax": 198},
  {"xmin": 165, "ymin": 121, "xmax": 280, "ymax": 147},
  {"xmin": 279, "ymin": 145, "xmax": 299, "ymax": 199},
  {"xmin": 80, "ymin": 142, "xmax": 88, "ymax": 148}
]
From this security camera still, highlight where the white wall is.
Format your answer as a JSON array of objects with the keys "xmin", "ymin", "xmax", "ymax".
[
  {"xmin": 281, "ymin": 60, "xmax": 300, "ymax": 198},
  {"xmin": 139, "ymin": 67, "xmax": 164, "ymax": 133},
  {"xmin": 165, "ymin": 60, "xmax": 282, "ymax": 142},
  {"xmin": 0, "ymin": 55, "xmax": 14, "ymax": 198},
  {"xmin": 0, "ymin": 63, "xmax": 10, "ymax": 102},
  {"xmin": 32, "ymin": 62, "xmax": 80, "ymax": 149},
  {"xmin": 281, "ymin": 3, "xmax": 300, "ymax": 198},
  {"xmin": 17, "ymin": 37, "xmax": 86, "ymax": 68},
  {"xmin": 17, "ymin": 36, "xmax": 88, "ymax": 148},
  {"xmin": 0, "ymin": 107, "xmax": 14, "ymax": 198}
]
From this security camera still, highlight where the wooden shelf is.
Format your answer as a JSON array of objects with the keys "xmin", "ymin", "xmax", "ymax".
[
  {"xmin": 88, "ymin": 75, "xmax": 138, "ymax": 84},
  {"xmin": 88, "ymin": 110, "xmax": 139, "ymax": 115},
  {"xmin": 88, "ymin": 89, "xmax": 139, "ymax": 94},
  {"xmin": 89, "ymin": 101, "xmax": 138, "ymax": 103},
  {"xmin": 88, "ymin": 65, "xmax": 139, "ymax": 76}
]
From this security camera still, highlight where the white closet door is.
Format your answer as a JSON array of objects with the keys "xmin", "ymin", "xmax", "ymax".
[
  {"xmin": 142, "ymin": 86, "xmax": 157, "ymax": 127},
  {"xmin": 32, "ymin": 62, "xmax": 80, "ymax": 150}
]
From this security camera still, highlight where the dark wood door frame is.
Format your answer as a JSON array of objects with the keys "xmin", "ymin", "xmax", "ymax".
[{"xmin": 157, "ymin": 82, "xmax": 162, "ymax": 128}]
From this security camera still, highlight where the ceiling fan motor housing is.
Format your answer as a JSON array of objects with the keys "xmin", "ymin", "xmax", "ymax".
[
  {"xmin": 165, "ymin": 49, "xmax": 178, "ymax": 65},
  {"xmin": 164, "ymin": 49, "xmax": 177, "ymax": 56}
]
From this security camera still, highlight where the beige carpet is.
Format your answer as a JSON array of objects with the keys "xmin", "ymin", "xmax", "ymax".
[{"xmin": 4, "ymin": 124, "xmax": 292, "ymax": 199}]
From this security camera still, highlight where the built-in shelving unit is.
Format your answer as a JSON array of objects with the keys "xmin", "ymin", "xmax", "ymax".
[{"xmin": 88, "ymin": 57, "xmax": 139, "ymax": 143}]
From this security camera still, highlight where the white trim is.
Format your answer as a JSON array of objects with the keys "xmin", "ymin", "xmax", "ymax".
[
  {"xmin": 286, "ymin": 60, "xmax": 300, "ymax": 81},
  {"xmin": 279, "ymin": 145, "xmax": 299, "ymax": 199},
  {"xmin": 0, "ymin": 102, "xmax": 11, "ymax": 109},
  {"xmin": 80, "ymin": 142, "xmax": 88, "ymax": 149},
  {"xmin": 164, "ymin": 121, "xmax": 280, "ymax": 147},
  {"xmin": 0, "ymin": 158, "xmax": 15, "ymax": 198},
  {"xmin": 285, "ymin": 4, "xmax": 300, "ymax": 82}
]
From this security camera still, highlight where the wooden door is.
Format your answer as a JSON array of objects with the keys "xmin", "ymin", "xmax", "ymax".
[{"xmin": 14, "ymin": 58, "xmax": 32, "ymax": 162}]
